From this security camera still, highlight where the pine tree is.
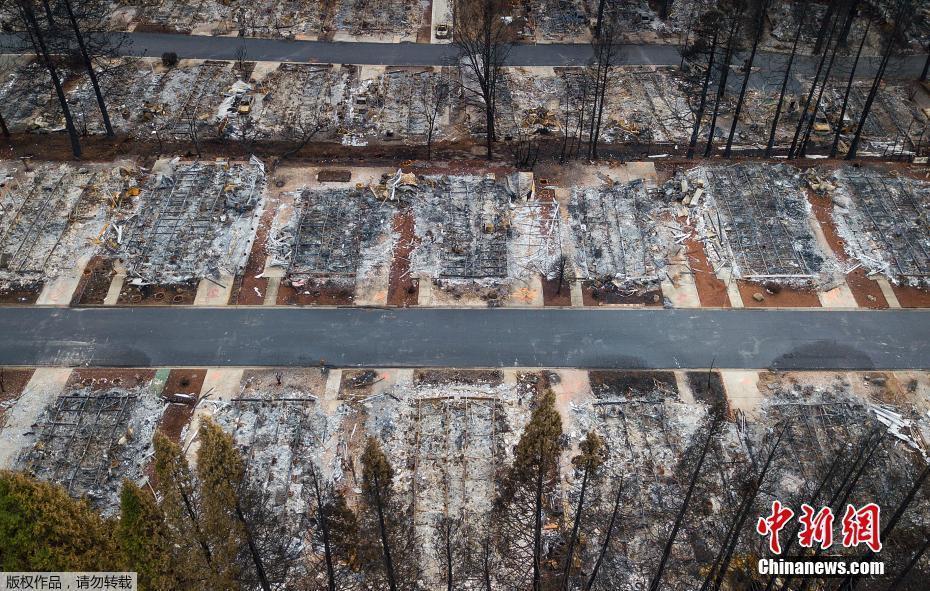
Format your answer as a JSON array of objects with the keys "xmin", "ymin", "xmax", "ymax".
[
  {"xmin": 0, "ymin": 471, "xmax": 115, "ymax": 571},
  {"xmin": 498, "ymin": 389, "xmax": 564, "ymax": 591},
  {"xmin": 152, "ymin": 431, "xmax": 219, "ymax": 588},
  {"xmin": 117, "ymin": 480, "xmax": 176, "ymax": 591},
  {"xmin": 359, "ymin": 436, "xmax": 401, "ymax": 591},
  {"xmin": 560, "ymin": 431, "xmax": 605, "ymax": 590},
  {"xmin": 197, "ymin": 418, "xmax": 266, "ymax": 591}
]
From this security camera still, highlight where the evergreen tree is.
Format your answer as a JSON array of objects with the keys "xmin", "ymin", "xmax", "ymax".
[
  {"xmin": 0, "ymin": 470, "xmax": 115, "ymax": 571},
  {"xmin": 117, "ymin": 480, "xmax": 176, "ymax": 591},
  {"xmin": 497, "ymin": 389, "xmax": 564, "ymax": 591},
  {"xmin": 359, "ymin": 436, "xmax": 418, "ymax": 591}
]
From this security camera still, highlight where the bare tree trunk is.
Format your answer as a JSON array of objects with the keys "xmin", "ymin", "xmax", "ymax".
[
  {"xmin": 234, "ymin": 502, "xmax": 272, "ymax": 591},
  {"xmin": 584, "ymin": 480, "xmax": 622, "ymax": 591},
  {"xmin": 831, "ymin": 20, "xmax": 870, "ymax": 157},
  {"xmin": 837, "ymin": 465, "xmax": 930, "ymax": 591},
  {"xmin": 20, "ymin": 0, "xmax": 81, "ymax": 158},
  {"xmin": 885, "ymin": 534, "xmax": 930, "ymax": 590},
  {"xmin": 560, "ymin": 462, "xmax": 590, "ymax": 590},
  {"xmin": 373, "ymin": 473, "xmax": 398, "ymax": 591},
  {"xmin": 763, "ymin": 455, "xmax": 842, "ymax": 591},
  {"xmin": 648, "ymin": 417, "xmax": 720, "ymax": 591},
  {"xmin": 846, "ymin": 16, "xmax": 899, "ymax": 160},
  {"xmin": 704, "ymin": 14, "xmax": 739, "ymax": 158},
  {"xmin": 921, "ymin": 43, "xmax": 930, "ymax": 81},
  {"xmin": 800, "ymin": 26, "xmax": 843, "ymax": 156},
  {"xmin": 725, "ymin": 2, "xmax": 766, "ymax": 157},
  {"xmin": 707, "ymin": 424, "xmax": 786, "ymax": 591},
  {"xmin": 0, "ymin": 112, "xmax": 9, "ymax": 138},
  {"xmin": 532, "ymin": 457, "xmax": 544, "ymax": 591},
  {"xmin": 688, "ymin": 29, "xmax": 719, "ymax": 159},
  {"xmin": 310, "ymin": 466, "xmax": 337, "ymax": 591},
  {"xmin": 790, "ymin": 10, "xmax": 840, "ymax": 159},
  {"xmin": 765, "ymin": 12, "xmax": 804, "ymax": 157},
  {"xmin": 62, "ymin": 0, "xmax": 114, "ymax": 136}
]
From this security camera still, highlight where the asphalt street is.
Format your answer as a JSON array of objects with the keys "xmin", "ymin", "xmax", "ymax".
[
  {"xmin": 3, "ymin": 31, "xmax": 927, "ymax": 78},
  {"xmin": 0, "ymin": 307, "xmax": 926, "ymax": 370}
]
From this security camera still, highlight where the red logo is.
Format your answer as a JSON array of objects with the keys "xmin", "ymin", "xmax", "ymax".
[{"xmin": 757, "ymin": 502, "xmax": 882, "ymax": 554}]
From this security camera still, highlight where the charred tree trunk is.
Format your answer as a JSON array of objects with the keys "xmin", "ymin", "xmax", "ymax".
[
  {"xmin": 311, "ymin": 466, "xmax": 337, "ymax": 591},
  {"xmin": 765, "ymin": 11, "xmax": 804, "ymax": 157},
  {"xmin": 846, "ymin": 25, "xmax": 897, "ymax": 160},
  {"xmin": 648, "ymin": 417, "xmax": 720, "ymax": 591},
  {"xmin": 790, "ymin": 10, "xmax": 840, "ymax": 159},
  {"xmin": 921, "ymin": 44, "xmax": 930, "ymax": 81},
  {"xmin": 704, "ymin": 14, "xmax": 739, "ymax": 158},
  {"xmin": 687, "ymin": 29, "xmax": 718, "ymax": 159},
  {"xmin": 584, "ymin": 479, "xmax": 622, "ymax": 591},
  {"xmin": 234, "ymin": 502, "xmax": 272, "ymax": 591},
  {"xmin": 800, "ymin": 27, "xmax": 843, "ymax": 156},
  {"xmin": 831, "ymin": 21, "xmax": 871, "ymax": 157},
  {"xmin": 532, "ymin": 454, "xmax": 545, "ymax": 591},
  {"xmin": 20, "ymin": 0, "xmax": 81, "ymax": 158},
  {"xmin": 62, "ymin": 0, "xmax": 113, "ymax": 136},
  {"xmin": 837, "ymin": 465, "xmax": 930, "ymax": 591},
  {"xmin": 886, "ymin": 534, "xmax": 930, "ymax": 590},
  {"xmin": 0, "ymin": 112, "xmax": 9, "ymax": 138},
  {"xmin": 373, "ymin": 472, "xmax": 398, "ymax": 591},
  {"xmin": 725, "ymin": 2, "xmax": 766, "ymax": 157},
  {"xmin": 560, "ymin": 461, "xmax": 591, "ymax": 590},
  {"xmin": 707, "ymin": 425, "xmax": 786, "ymax": 591}
]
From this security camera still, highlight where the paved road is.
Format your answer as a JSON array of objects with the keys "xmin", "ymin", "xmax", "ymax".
[
  {"xmin": 0, "ymin": 307, "xmax": 927, "ymax": 370},
  {"xmin": 5, "ymin": 31, "xmax": 927, "ymax": 78}
]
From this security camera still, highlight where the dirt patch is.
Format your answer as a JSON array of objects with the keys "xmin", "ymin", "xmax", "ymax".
[
  {"xmin": 416, "ymin": 3, "xmax": 432, "ymax": 43},
  {"xmin": 67, "ymin": 368, "xmax": 156, "ymax": 391},
  {"xmin": 685, "ymin": 371, "xmax": 727, "ymax": 411},
  {"xmin": 807, "ymin": 187, "xmax": 887, "ymax": 309},
  {"xmin": 276, "ymin": 279, "xmax": 355, "ymax": 305},
  {"xmin": 71, "ymin": 256, "xmax": 115, "ymax": 306},
  {"xmin": 162, "ymin": 369, "xmax": 207, "ymax": 401},
  {"xmin": 117, "ymin": 281, "xmax": 198, "ymax": 305},
  {"xmin": 736, "ymin": 281, "xmax": 821, "ymax": 308},
  {"xmin": 679, "ymin": 216, "xmax": 730, "ymax": 307},
  {"xmin": 0, "ymin": 282, "xmax": 41, "ymax": 305},
  {"xmin": 588, "ymin": 370, "xmax": 678, "ymax": 400},
  {"xmin": 387, "ymin": 209, "xmax": 419, "ymax": 307},
  {"xmin": 230, "ymin": 182, "xmax": 282, "ymax": 305},
  {"xmin": 0, "ymin": 368, "xmax": 36, "ymax": 429},
  {"xmin": 317, "ymin": 169, "xmax": 353, "ymax": 182},
  {"xmin": 413, "ymin": 369, "xmax": 505, "ymax": 386},
  {"xmin": 891, "ymin": 285, "xmax": 930, "ymax": 308},
  {"xmin": 340, "ymin": 369, "xmax": 384, "ymax": 400},
  {"xmin": 581, "ymin": 281, "xmax": 663, "ymax": 306},
  {"xmin": 541, "ymin": 276, "xmax": 572, "ymax": 306}
]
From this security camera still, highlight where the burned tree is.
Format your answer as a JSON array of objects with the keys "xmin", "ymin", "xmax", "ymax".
[
  {"xmin": 586, "ymin": 8, "xmax": 622, "ymax": 160},
  {"xmin": 724, "ymin": 0, "xmax": 768, "ymax": 158},
  {"xmin": 648, "ymin": 409, "xmax": 723, "ymax": 591},
  {"xmin": 685, "ymin": 13, "xmax": 721, "ymax": 160},
  {"xmin": 453, "ymin": 0, "xmax": 512, "ymax": 160},
  {"xmin": 765, "ymin": 3, "xmax": 806, "ymax": 157},
  {"xmin": 418, "ymin": 72, "xmax": 450, "ymax": 161},
  {"xmin": 496, "ymin": 389, "xmax": 563, "ymax": 591},
  {"xmin": 703, "ymin": 3, "xmax": 743, "ymax": 158},
  {"xmin": 846, "ymin": 0, "xmax": 911, "ymax": 160},
  {"xmin": 831, "ymin": 20, "xmax": 871, "ymax": 157},
  {"xmin": 560, "ymin": 431, "xmax": 605, "ymax": 591},
  {"xmin": 358, "ymin": 437, "xmax": 419, "ymax": 591},
  {"xmin": 15, "ymin": 0, "xmax": 81, "ymax": 157}
]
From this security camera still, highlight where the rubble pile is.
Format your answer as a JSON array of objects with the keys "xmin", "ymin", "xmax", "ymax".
[
  {"xmin": 670, "ymin": 163, "xmax": 839, "ymax": 288},
  {"xmin": 829, "ymin": 167, "xmax": 930, "ymax": 286},
  {"xmin": 119, "ymin": 158, "xmax": 265, "ymax": 284},
  {"xmin": 17, "ymin": 382, "xmax": 165, "ymax": 515}
]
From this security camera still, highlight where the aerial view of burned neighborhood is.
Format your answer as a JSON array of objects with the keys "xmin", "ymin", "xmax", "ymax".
[{"xmin": 1, "ymin": 0, "xmax": 930, "ymax": 590}]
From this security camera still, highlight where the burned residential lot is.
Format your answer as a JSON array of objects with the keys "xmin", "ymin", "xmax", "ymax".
[
  {"xmin": 1, "ymin": 366, "xmax": 929, "ymax": 589},
  {"xmin": 2, "ymin": 157, "xmax": 929, "ymax": 307}
]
